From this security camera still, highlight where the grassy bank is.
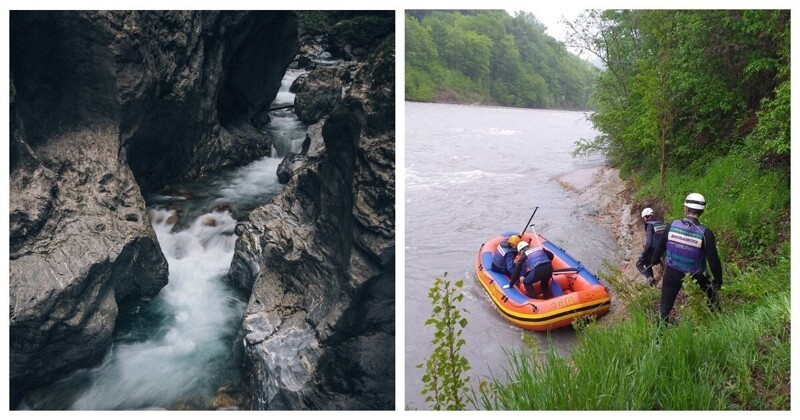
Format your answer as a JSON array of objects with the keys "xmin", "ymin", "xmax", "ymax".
[{"xmin": 477, "ymin": 154, "xmax": 790, "ymax": 410}]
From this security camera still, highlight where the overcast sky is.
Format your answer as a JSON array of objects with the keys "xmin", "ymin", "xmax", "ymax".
[
  {"xmin": 506, "ymin": 7, "xmax": 604, "ymax": 67},
  {"xmin": 507, "ymin": 7, "xmax": 586, "ymax": 47}
]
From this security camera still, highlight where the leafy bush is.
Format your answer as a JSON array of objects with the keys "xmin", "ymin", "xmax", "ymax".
[{"xmin": 418, "ymin": 275, "xmax": 472, "ymax": 410}]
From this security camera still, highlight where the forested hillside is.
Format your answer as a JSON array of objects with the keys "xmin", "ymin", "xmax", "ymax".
[{"xmin": 406, "ymin": 10, "xmax": 599, "ymax": 109}]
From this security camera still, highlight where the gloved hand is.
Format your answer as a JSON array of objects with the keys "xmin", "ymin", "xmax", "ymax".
[{"xmin": 637, "ymin": 255, "xmax": 645, "ymax": 267}]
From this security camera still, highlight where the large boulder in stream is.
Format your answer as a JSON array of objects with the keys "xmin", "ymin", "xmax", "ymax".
[
  {"xmin": 9, "ymin": 11, "xmax": 298, "ymax": 407},
  {"xmin": 294, "ymin": 66, "xmax": 345, "ymax": 125},
  {"xmin": 301, "ymin": 119, "xmax": 327, "ymax": 158},
  {"xmin": 229, "ymin": 31, "xmax": 395, "ymax": 409},
  {"xmin": 276, "ymin": 152, "xmax": 306, "ymax": 184}
]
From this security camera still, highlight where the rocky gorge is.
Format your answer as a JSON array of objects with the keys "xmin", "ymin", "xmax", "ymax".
[
  {"xmin": 9, "ymin": 10, "xmax": 394, "ymax": 410},
  {"xmin": 229, "ymin": 12, "xmax": 396, "ymax": 409}
]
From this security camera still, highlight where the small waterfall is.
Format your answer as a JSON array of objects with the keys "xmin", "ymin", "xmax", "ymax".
[{"xmin": 267, "ymin": 68, "xmax": 308, "ymax": 156}]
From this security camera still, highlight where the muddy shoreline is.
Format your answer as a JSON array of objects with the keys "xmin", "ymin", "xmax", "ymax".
[{"xmin": 557, "ymin": 166, "xmax": 660, "ymax": 318}]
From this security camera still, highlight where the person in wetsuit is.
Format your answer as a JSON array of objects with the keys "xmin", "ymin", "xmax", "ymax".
[
  {"xmin": 637, "ymin": 207, "xmax": 666, "ymax": 286},
  {"xmin": 504, "ymin": 241, "xmax": 555, "ymax": 299},
  {"xmin": 491, "ymin": 234, "xmax": 521, "ymax": 275},
  {"xmin": 651, "ymin": 193, "xmax": 723, "ymax": 324}
]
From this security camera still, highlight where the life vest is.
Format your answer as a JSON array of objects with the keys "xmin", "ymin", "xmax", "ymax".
[
  {"xmin": 646, "ymin": 220, "xmax": 666, "ymax": 249},
  {"xmin": 522, "ymin": 246, "xmax": 550, "ymax": 270},
  {"xmin": 491, "ymin": 240, "xmax": 515, "ymax": 270},
  {"xmin": 665, "ymin": 219, "xmax": 706, "ymax": 274}
]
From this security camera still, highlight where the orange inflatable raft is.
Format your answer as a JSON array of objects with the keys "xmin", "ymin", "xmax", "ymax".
[{"xmin": 476, "ymin": 232, "xmax": 611, "ymax": 331}]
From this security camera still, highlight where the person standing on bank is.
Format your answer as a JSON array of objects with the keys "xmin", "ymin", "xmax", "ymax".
[
  {"xmin": 651, "ymin": 193, "xmax": 723, "ymax": 324},
  {"xmin": 637, "ymin": 207, "xmax": 667, "ymax": 286}
]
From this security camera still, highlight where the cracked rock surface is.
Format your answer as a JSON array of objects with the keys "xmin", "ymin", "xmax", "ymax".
[{"xmin": 229, "ymin": 19, "xmax": 395, "ymax": 409}]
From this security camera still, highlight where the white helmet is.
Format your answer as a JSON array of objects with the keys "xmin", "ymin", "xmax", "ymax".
[
  {"xmin": 641, "ymin": 207, "xmax": 654, "ymax": 218},
  {"xmin": 516, "ymin": 241, "xmax": 529, "ymax": 252},
  {"xmin": 684, "ymin": 193, "xmax": 706, "ymax": 210}
]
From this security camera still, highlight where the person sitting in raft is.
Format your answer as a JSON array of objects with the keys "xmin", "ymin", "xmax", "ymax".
[
  {"xmin": 504, "ymin": 241, "xmax": 555, "ymax": 299},
  {"xmin": 636, "ymin": 207, "xmax": 666, "ymax": 286},
  {"xmin": 491, "ymin": 234, "xmax": 521, "ymax": 275}
]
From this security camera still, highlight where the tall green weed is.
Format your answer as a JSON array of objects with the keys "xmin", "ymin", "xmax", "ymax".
[{"xmin": 635, "ymin": 153, "xmax": 789, "ymax": 262}]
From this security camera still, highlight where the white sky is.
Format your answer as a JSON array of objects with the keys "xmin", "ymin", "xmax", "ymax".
[
  {"xmin": 506, "ymin": 7, "xmax": 589, "ymax": 58},
  {"xmin": 506, "ymin": 7, "xmax": 586, "ymax": 45}
]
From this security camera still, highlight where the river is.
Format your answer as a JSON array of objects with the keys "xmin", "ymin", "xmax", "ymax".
[
  {"xmin": 21, "ymin": 68, "xmax": 309, "ymax": 410},
  {"xmin": 404, "ymin": 101, "xmax": 621, "ymax": 409}
]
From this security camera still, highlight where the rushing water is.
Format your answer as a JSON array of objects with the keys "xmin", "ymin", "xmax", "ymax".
[
  {"xmin": 404, "ymin": 102, "xmax": 621, "ymax": 409},
  {"xmin": 22, "ymin": 69, "xmax": 309, "ymax": 410}
]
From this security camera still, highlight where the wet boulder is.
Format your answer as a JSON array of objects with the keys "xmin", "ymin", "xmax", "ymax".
[
  {"xmin": 294, "ymin": 67, "xmax": 343, "ymax": 124},
  {"xmin": 289, "ymin": 73, "xmax": 308, "ymax": 93},
  {"xmin": 300, "ymin": 119, "xmax": 327, "ymax": 158},
  {"xmin": 295, "ymin": 54, "xmax": 313, "ymax": 69},
  {"xmin": 276, "ymin": 153, "xmax": 307, "ymax": 184}
]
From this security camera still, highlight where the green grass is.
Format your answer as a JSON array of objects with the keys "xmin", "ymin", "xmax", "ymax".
[
  {"xmin": 479, "ymin": 290, "xmax": 789, "ymax": 410},
  {"xmin": 635, "ymin": 153, "xmax": 789, "ymax": 262}
]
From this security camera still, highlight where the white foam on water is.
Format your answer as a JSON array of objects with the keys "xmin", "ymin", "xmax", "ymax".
[
  {"xmin": 29, "ymin": 209, "xmax": 246, "ymax": 409},
  {"xmin": 267, "ymin": 68, "xmax": 308, "ymax": 157},
  {"xmin": 217, "ymin": 156, "xmax": 284, "ymax": 205},
  {"xmin": 406, "ymin": 169, "xmax": 525, "ymax": 190},
  {"xmin": 272, "ymin": 68, "xmax": 306, "ymax": 107},
  {"xmin": 488, "ymin": 128, "xmax": 521, "ymax": 136}
]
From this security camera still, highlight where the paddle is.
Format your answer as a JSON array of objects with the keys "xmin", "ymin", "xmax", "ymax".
[
  {"xmin": 553, "ymin": 268, "xmax": 580, "ymax": 273},
  {"xmin": 520, "ymin": 206, "xmax": 539, "ymax": 236}
]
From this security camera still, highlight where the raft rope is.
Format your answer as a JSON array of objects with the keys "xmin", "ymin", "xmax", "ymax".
[{"xmin": 529, "ymin": 224, "xmax": 544, "ymax": 249}]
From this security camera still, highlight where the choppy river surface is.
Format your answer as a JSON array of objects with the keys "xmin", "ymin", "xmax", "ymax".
[{"xmin": 405, "ymin": 101, "xmax": 621, "ymax": 409}]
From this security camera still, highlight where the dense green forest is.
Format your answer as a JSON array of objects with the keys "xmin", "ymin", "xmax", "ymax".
[
  {"xmin": 419, "ymin": 10, "xmax": 791, "ymax": 410},
  {"xmin": 405, "ymin": 10, "xmax": 599, "ymax": 109},
  {"xmin": 572, "ymin": 10, "xmax": 790, "ymax": 181}
]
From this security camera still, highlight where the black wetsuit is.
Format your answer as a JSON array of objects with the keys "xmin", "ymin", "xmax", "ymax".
[
  {"xmin": 651, "ymin": 216, "xmax": 723, "ymax": 323},
  {"xmin": 636, "ymin": 220, "xmax": 664, "ymax": 283}
]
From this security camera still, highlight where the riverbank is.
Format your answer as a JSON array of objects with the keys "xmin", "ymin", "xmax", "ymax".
[{"xmin": 556, "ymin": 166, "xmax": 661, "ymax": 321}]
